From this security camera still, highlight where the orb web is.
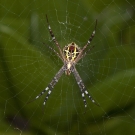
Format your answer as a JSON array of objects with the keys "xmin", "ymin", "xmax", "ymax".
[{"xmin": 0, "ymin": 0, "xmax": 135, "ymax": 135}]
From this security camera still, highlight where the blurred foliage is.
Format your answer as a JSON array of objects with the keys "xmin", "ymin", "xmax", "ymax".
[{"xmin": 0, "ymin": 0, "xmax": 135, "ymax": 135}]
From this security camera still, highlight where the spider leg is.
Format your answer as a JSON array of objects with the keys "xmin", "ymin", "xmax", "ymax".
[
  {"xmin": 77, "ymin": 82, "xmax": 87, "ymax": 108},
  {"xmin": 46, "ymin": 15, "xmax": 65, "ymax": 61},
  {"xmin": 71, "ymin": 66, "xmax": 87, "ymax": 107},
  {"xmin": 82, "ymin": 19, "xmax": 97, "ymax": 51},
  {"xmin": 43, "ymin": 42, "xmax": 63, "ymax": 62},
  {"xmin": 27, "ymin": 65, "xmax": 65, "ymax": 105},
  {"xmin": 71, "ymin": 66, "xmax": 99, "ymax": 107},
  {"xmin": 43, "ymin": 65, "xmax": 65, "ymax": 105},
  {"xmin": 75, "ymin": 46, "xmax": 95, "ymax": 63},
  {"xmin": 74, "ymin": 20, "xmax": 97, "ymax": 63}
]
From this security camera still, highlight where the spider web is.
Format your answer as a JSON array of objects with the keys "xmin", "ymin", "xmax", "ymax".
[{"xmin": 0, "ymin": 0, "xmax": 135, "ymax": 135}]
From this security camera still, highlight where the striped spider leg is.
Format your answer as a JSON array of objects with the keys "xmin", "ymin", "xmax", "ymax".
[
  {"xmin": 28, "ymin": 65, "xmax": 65, "ymax": 105},
  {"xmin": 71, "ymin": 66, "xmax": 99, "ymax": 107},
  {"xmin": 46, "ymin": 15, "xmax": 65, "ymax": 62},
  {"xmin": 28, "ymin": 15, "xmax": 99, "ymax": 108},
  {"xmin": 74, "ymin": 19, "xmax": 97, "ymax": 64}
]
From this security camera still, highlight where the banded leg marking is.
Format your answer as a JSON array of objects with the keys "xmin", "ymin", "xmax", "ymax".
[
  {"xmin": 42, "ymin": 65, "xmax": 65, "ymax": 105},
  {"xmin": 72, "ymin": 66, "xmax": 99, "ymax": 107},
  {"xmin": 74, "ymin": 19, "xmax": 97, "ymax": 64},
  {"xmin": 28, "ymin": 65, "xmax": 65, "ymax": 105},
  {"xmin": 46, "ymin": 15, "xmax": 64, "ymax": 61},
  {"xmin": 77, "ymin": 80, "xmax": 87, "ymax": 107}
]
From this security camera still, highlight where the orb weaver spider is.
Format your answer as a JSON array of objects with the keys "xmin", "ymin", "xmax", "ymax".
[{"xmin": 29, "ymin": 15, "xmax": 99, "ymax": 108}]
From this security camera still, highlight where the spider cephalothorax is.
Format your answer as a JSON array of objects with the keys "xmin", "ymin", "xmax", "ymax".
[{"xmin": 28, "ymin": 15, "xmax": 99, "ymax": 108}]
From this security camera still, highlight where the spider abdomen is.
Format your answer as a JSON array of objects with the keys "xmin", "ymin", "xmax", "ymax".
[{"xmin": 63, "ymin": 42, "xmax": 80, "ymax": 61}]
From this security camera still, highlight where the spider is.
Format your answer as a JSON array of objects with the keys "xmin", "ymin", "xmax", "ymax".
[{"xmin": 28, "ymin": 15, "xmax": 99, "ymax": 108}]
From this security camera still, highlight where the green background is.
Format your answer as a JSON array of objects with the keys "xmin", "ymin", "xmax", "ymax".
[{"xmin": 0, "ymin": 0, "xmax": 135, "ymax": 134}]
